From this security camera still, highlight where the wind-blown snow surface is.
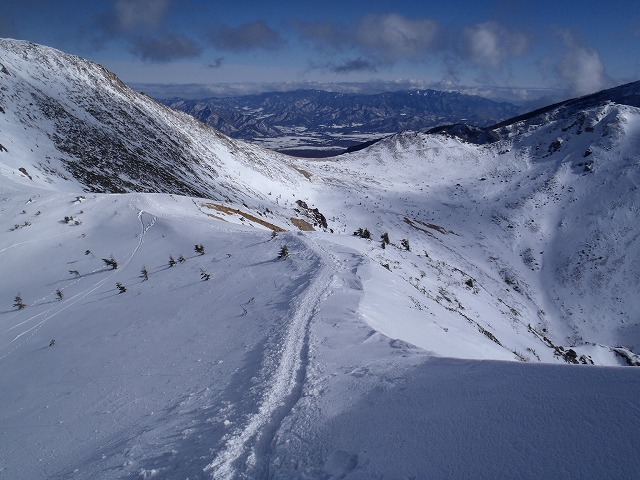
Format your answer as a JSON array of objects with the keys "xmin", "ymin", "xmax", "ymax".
[
  {"xmin": 1, "ymin": 183, "xmax": 638, "ymax": 479},
  {"xmin": 1, "ymin": 40, "xmax": 640, "ymax": 478}
]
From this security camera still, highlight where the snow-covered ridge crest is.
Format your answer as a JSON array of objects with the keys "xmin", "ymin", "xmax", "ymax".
[
  {"xmin": 427, "ymin": 79, "xmax": 640, "ymax": 143},
  {"xmin": 291, "ymin": 88, "xmax": 640, "ymax": 364},
  {"xmin": 0, "ymin": 38, "xmax": 308, "ymax": 208}
]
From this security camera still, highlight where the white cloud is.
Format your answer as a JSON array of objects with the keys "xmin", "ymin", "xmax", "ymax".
[
  {"xmin": 130, "ymin": 33, "xmax": 202, "ymax": 62},
  {"xmin": 355, "ymin": 14, "xmax": 439, "ymax": 62},
  {"xmin": 555, "ymin": 31, "xmax": 610, "ymax": 95},
  {"xmin": 113, "ymin": 0, "xmax": 169, "ymax": 31},
  {"xmin": 209, "ymin": 21, "xmax": 285, "ymax": 52},
  {"xmin": 462, "ymin": 22, "xmax": 529, "ymax": 69}
]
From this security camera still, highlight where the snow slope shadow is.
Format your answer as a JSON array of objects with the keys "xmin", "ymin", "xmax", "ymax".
[{"xmin": 271, "ymin": 356, "xmax": 640, "ymax": 479}]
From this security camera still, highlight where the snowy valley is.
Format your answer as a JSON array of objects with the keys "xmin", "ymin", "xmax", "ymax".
[{"xmin": 1, "ymin": 39, "xmax": 639, "ymax": 479}]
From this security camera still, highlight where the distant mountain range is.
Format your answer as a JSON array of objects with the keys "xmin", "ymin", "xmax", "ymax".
[{"xmin": 162, "ymin": 89, "xmax": 521, "ymax": 156}]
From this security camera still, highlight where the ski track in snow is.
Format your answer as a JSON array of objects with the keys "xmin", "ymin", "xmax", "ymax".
[
  {"xmin": 0, "ymin": 210, "xmax": 156, "ymax": 361},
  {"xmin": 205, "ymin": 235, "xmax": 337, "ymax": 479},
  {"xmin": 0, "ymin": 228, "xmax": 77, "ymax": 254}
]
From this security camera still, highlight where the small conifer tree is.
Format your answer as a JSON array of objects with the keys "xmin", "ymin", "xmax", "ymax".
[
  {"xmin": 271, "ymin": 230, "xmax": 278, "ymax": 239},
  {"xmin": 401, "ymin": 238, "xmax": 411, "ymax": 251},
  {"xmin": 200, "ymin": 268, "xmax": 211, "ymax": 281},
  {"xmin": 278, "ymin": 245, "xmax": 289, "ymax": 259},
  {"xmin": 140, "ymin": 266, "xmax": 149, "ymax": 281},
  {"xmin": 13, "ymin": 293, "xmax": 26, "ymax": 310},
  {"xmin": 353, "ymin": 228, "xmax": 371, "ymax": 239},
  {"xmin": 381, "ymin": 232, "xmax": 390, "ymax": 245},
  {"xmin": 55, "ymin": 289, "xmax": 63, "ymax": 301},
  {"xmin": 102, "ymin": 255, "xmax": 118, "ymax": 269},
  {"xmin": 194, "ymin": 244, "xmax": 205, "ymax": 255},
  {"xmin": 178, "ymin": 255, "xmax": 186, "ymax": 263},
  {"xmin": 168, "ymin": 255, "xmax": 176, "ymax": 267},
  {"xmin": 116, "ymin": 282, "xmax": 127, "ymax": 293}
]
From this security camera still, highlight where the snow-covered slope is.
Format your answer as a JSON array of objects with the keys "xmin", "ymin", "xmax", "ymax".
[
  {"xmin": 2, "ymin": 38, "xmax": 640, "ymax": 362},
  {"xmin": 0, "ymin": 40, "xmax": 639, "ymax": 479},
  {"xmin": 1, "ymin": 181, "xmax": 638, "ymax": 480},
  {"xmin": 293, "ymin": 93, "xmax": 640, "ymax": 364},
  {"xmin": 0, "ymin": 39, "xmax": 309, "ymax": 217}
]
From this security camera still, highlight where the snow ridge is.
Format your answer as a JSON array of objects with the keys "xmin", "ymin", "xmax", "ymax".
[{"xmin": 0, "ymin": 38, "xmax": 307, "ymax": 214}]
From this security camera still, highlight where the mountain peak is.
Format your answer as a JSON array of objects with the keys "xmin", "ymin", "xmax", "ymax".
[
  {"xmin": 0, "ymin": 39, "xmax": 304, "ymax": 202},
  {"xmin": 162, "ymin": 87, "xmax": 521, "ymax": 155},
  {"xmin": 426, "ymin": 80, "xmax": 640, "ymax": 144},
  {"xmin": 490, "ymin": 80, "xmax": 640, "ymax": 130}
]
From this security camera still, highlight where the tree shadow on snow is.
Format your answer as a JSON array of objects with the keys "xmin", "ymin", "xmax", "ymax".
[
  {"xmin": 46, "ymin": 268, "xmax": 110, "ymax": 286},
  {"xmin": 78, "ymin": 290, "xmax": 125, "ymax": 306}
]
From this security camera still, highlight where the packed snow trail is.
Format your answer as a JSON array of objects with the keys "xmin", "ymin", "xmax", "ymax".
[{"xmin": 205, "ymin": 234, "xmax": 337, "ymax": 479}]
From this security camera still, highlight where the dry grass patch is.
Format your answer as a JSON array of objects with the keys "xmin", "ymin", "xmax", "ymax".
[
  {"xmin": 291, "ymin": 165, "xmax": 313, "ymax": 180},
  {"xmin": 404, "ymin": 217, "xmax": 455, "ymax": 236},
  {"xmin": 290, "ymin": 218, "xmax": 315, "ymax": 231},
  {"xmin": 203, "ymin": 203, "xmax": 286, "ymax": 232}
]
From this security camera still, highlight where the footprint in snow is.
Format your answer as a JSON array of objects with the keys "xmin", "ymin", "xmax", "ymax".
[{"xmin": 323, "ymin": 450, "xmax": 358, "ymax": 479}]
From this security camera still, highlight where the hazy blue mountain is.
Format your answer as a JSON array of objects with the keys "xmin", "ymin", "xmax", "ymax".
[{"xmin": 163, "ymin": 89, "xmax": 521, "ymax": 156}]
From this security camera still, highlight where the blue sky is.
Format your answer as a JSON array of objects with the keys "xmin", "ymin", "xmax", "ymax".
[{"xmin": 2, "ymin": 0, "xmax": 639, "ymax": 100}]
